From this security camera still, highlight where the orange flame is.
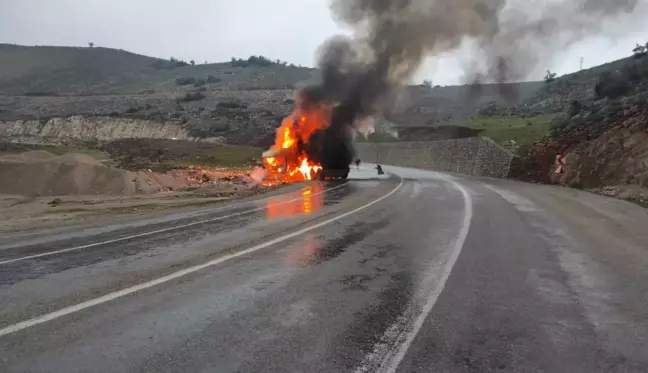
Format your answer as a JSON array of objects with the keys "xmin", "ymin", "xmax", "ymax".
[{"xmin": 262, "ymin": 95, "xmax": 332, "ymax": 183}]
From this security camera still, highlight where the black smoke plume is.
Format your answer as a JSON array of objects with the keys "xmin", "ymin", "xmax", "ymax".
[{"xmin": 301, "ymin": 0, "xmax": 644, "ymax": 171}]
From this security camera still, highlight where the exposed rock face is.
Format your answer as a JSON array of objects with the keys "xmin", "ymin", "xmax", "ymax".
[
  {"xmin": 514, "ymin": 104, "xmax": 648, "ymax": 203},
  {"xmin": 558, "ymin": 123, "xmax": 648, "ymax": 189},
  {"xmin": 0, "ymin": 116, "xmax": 222, "ymax": 143}
]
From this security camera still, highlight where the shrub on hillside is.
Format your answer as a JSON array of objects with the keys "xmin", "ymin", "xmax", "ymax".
[
  {"xmin": 175, "ymin": 76, "xmax": 197, "ymax": 86},
  {"xmin": 170, "ymin": 57, "xmax": 189, "ymax": 67},
  {"xmin": 189, "ymin": 120, "xmax": 231, "ymax": 138},
  {"xmin": 230, "ymin": 55, "xmax": 283, "ymax": 68},
  {"xmin": 217, "ymin": 101, "xmax": 247, "ymax": 109},
  {"xmin": 153, "ymin": 57, "xmax": 189, "ymax": 69},
  {"xmin": 548, "ymin": 113, "xmax": 570, "ymax": 137},
  {"xmin": 231, "ymin": 58, "xmax": 248, "ymax": 67},
  {"xmin": 632, "ymin": 43, "xmax": 647, "ymax": 58},
  {"xmin": 595, "ymin": 71, "xmax": 631, "ymax": 99},
  {"xmin": 544, "ymin": 70, "xmax": 557, "ymax": 83},
  {"xmin": 247, "ymin": 55, "xmax": 273, "ymax": 66},
  {"xmin": 566, "ymin": 99, "xmax": 582, "ymax": 117},
  {"xmin": 177, "ymin": 91, "xmax": 206, "ymax": 102},
  {"xmin": 206, "ymin": 75, "xmax": 221, "ymax": 83}
]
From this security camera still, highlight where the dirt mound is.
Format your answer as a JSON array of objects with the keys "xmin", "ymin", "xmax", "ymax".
[
  {"xmin": 1, "ymin": 150, "xmax": 57, "ymax": 162},
  {"xmin": 55, "ymin": 153, "xmax": 102, "ymax": 165},
  {"xmin": 0, "ymin": 151, "xmax": 250, "ymax": 197},
  {"xmin": 0, "ymin": 152, "xmax": 134, "ymax": 196},
  {"xmin": 19, "ymin": 150, "xmax": 57, "ymax": 160}
]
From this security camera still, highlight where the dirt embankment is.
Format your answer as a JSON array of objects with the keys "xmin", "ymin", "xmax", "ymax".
[
  {"xmin": 0, "ymin": 150, "xmax": 257, "ymax": 197},
  {"xmin": 513, "ymin": 105, "xmax": 648, "ymax": 205},
  {"xmin": 0, "ymin": 150, "xmax": 276, "ymax": 234}
]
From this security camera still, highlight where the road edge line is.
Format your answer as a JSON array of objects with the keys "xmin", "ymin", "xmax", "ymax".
[{"xmin": 368, "ymin": 178, "xmax": 473, "ymax": 373}]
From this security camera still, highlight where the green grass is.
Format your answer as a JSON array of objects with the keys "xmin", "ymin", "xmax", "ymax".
[
  {"xmin": 37, "ymin": 146, "xmax": 108, "ymax": 159},
  {"xmin": 468, "ymin": 115, "xmax": 554, "ymax": 147},
  {"xmin": 172, "ymin": 145, "xmax": 263, "ymax": 168},
  {"xmin": 102, "ymin": 139, "xmax": 263, "ymax": 170}
]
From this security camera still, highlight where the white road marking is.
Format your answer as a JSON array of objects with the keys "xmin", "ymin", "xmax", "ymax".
[
  {"xmin": 483, "ymin": 184, "xmax": 539, "ymax": 213},
  {"xmin": 0, "ymin": 178, "xmax": 403, "ymax": 337},
  {"xmin": 0, "ymin": 182, "xmax": 351, "ymax": 265},
  {"xmin": 354, "ymin": 175, "xmax": 473, "ymax": 373}
]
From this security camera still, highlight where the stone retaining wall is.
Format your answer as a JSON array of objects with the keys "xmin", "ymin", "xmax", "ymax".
[{"xmin": 355, "ymin": 137, "xmax": 517, "ymax": 178}]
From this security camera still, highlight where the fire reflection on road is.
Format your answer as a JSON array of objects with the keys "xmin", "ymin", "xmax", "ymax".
[
  {"xmin": 266, "ymin": 183, "xmax": 324, "ymax": 220},
  {"xmin": 285, "ymin": 234, "xmax": 323, "ymax": 267}
]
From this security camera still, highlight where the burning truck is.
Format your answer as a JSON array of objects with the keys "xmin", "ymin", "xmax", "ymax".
[{"xmin": 261, "ymin": 90, "xmax": 355, "ymax": 183}]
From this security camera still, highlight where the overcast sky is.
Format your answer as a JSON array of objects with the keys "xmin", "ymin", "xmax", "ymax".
[{"xmin": 2, "ymin": 0, "xmax": 647, "ymax": 85}]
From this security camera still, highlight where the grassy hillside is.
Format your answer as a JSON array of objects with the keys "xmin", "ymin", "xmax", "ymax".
[
  {"xmin": 0, "ymin": 44, "xmax": 319, "ymax": 95},
  {"xmin": 0, "ymin": 44, "xmax": 160, "ymax": 95},
  {"xmin": 468, "ymin": 115, "xmax": 554, "ymax": 147}
]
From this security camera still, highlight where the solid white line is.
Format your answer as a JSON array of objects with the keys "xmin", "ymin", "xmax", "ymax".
[
  {"xmin": 0, "ymin": 182, "xmax": 350, "ymax": 265},
  {"xmin": 0, "ymin": 178, "xmax": 403, "ymax": 337},
  {"xmin": 377, "ymin": 179, "xmax": 473, "ymax": 373}
]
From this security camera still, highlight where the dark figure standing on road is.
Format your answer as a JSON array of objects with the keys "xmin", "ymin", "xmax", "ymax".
[
  {"xmin": 375, "ymin": 164, "xmax": 384, "ymax": 175},
  {"xmin": 354, "ymin": 159, "xmax": 361, "ymax": 169}
]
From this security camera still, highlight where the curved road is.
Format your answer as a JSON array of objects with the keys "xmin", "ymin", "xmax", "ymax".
[{"xmin": 1, "ymin": 165, "xmax": 647, "ymax": 372}]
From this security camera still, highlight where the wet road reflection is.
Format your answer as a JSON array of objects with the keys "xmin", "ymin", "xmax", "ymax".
[
  {"xmin": 266, "ymin": 183, "xmax": 325, "ymax": 219},
  {"xmin": 284, "ymin": 234, "xmax": 324, "ymax": 266}
]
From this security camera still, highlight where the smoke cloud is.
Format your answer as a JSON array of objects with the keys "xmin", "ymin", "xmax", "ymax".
[{"xmin": 301, "ymin": 0, "xmax": 644, "ymax": 171}]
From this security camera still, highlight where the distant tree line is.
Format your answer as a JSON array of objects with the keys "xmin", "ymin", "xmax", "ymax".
[
  {"xmin": 230, "ymin": 55, "xmax": 297, "ymax": 68},
  {"xmin": 151, "ymin": 56, "xmax": 190, "ymax": 70}
]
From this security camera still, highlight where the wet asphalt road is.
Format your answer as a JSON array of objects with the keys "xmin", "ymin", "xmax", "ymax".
[{"xmin": 1, "ymin": 165, "xmax": 648, "ymax": 372}]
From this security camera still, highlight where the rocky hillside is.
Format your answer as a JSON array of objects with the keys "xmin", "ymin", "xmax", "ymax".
[
  {"xmin": 514, "ymin": 49, "xmax": 648, "ymax": 204},
  {"xmin": 0, "ymin": 44, "xmax": 542, "ymax": 146}
]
